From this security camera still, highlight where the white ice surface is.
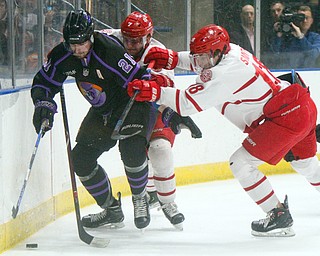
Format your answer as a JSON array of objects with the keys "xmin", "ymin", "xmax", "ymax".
[{"xmin": 3, "ymin": 173, "xmax": 320, "ymax": 256}]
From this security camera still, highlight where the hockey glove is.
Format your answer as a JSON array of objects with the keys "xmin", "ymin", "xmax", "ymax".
[
  {"xmin": 127, "ymin": 79, "xmax": 161, "ymax": 102},
  {"xmin": 33, "ymin": 98, "xmax": 57, "ymax": 134},
  {"xmin": 162, "ymin": 107, "xmax": 202, "ymax": 138},
  {"xmin": 316, "ymin": 124, "xmax": 320, "ymax": 143},
  {"xmin": 144, "ymin": 47, "xmax": 178, "ymax": 70},
  {"xmin": 151, "ymin": 74, "xmax": 174, "ymax": 88}
]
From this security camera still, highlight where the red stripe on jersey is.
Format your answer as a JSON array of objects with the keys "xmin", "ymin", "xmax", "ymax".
[
  {"xmin": 244, "ymin": 175, "xmax": 267, "ymax": 191},
  {"xmin": 256, "ymin": 190, "xmax": 275, "ymax": 205},
  {"xmin": 154, "ymin": 174, "xmax": 175, "ymax": 181},
  {"xmin": 233, "ymin": 70, "xmax": 259, "ymax": 94},
  {"xmin": 310, "ymin": 181, "xmax": 320, "ymax": 186},
  {"xmin": 158, "ymin": 189, "xmax": 176, "ymax": 197},
  {"xmin": 234, "ymin": 59, "xmax": 281, "ymax": 96},
  {"xmin": 175, "ymin": 90, "xmax": 181, "ymax": 114},
  {"xmin": 221, "ymin": 89, "xmax": 273, "ymax": 115},
  {"xmin": 185, "ymin": 91, "xmax": 203, "ymax": 113}
]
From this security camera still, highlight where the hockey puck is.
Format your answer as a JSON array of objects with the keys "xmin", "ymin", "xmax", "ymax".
[{"xmin": 26, "ymin": 243, "xmax": 38, "ymax": 248}]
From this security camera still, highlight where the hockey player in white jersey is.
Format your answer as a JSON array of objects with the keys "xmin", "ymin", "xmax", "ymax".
[
  {"xmin": 102, "ymin": 11, "xmax": 190, "ymax": 229},
  {"xmin": 127, "ymin": 24, "xmax": 320, "ymax": 237}
]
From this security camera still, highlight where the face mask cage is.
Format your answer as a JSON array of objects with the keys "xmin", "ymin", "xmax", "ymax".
[{"xmin": 189, "ymin": 52, "xmax": 213, "ymax": 74}]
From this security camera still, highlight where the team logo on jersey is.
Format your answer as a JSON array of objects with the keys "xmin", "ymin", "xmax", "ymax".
[
  {"xmin": 78, "ymin": 81, "xmax": 106, "ymax": 107},
  {"xmin": 200, "ymin": 69, "xmax": 212, "ymax": 83},
  {"xmin": 83, "ymin": 68, "xmax": 89, "ymax": 77}
]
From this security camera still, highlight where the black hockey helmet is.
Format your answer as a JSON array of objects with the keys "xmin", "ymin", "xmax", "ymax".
[{"xmin": 63, "ymin": 10, "xmax": 94, "ymax": 45}]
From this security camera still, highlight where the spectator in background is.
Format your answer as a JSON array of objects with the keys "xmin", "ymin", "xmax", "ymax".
[
  {"xmin": 0, "ymin": 0, "xmax": 7, "ymax": 65},
  {"xmin": 261, "ymin": 1, "xmax": 285, "ymax": 68},
  {"xmin": 271, "ymin": 5, "xmax": 320, "ymax": 68},
  {"xmin": 229, "ymin": 4, "xmax": 254, "ymax": 54},
  {"xmin": 271, "ymin": 1, "xmax": 285, "ymax": 22}
]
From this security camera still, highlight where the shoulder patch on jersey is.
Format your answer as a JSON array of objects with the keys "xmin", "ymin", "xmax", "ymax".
[{"xmin": 200, "ymin": 69, "xmax": 212, "ymax": 83}]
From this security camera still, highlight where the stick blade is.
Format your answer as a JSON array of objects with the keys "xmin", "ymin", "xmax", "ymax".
[
  {"xmin": 89, "ymin": 237, "xmax": 110, "ymax": 248},
  {"xmin": 12, "ymin": 206, "xmax": 19, "ymax": 219},
  {"xmin": 78, "ymin": 224, "xmax": 110, "ymax": 247}
]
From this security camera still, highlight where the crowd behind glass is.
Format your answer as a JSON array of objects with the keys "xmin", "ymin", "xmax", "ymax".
[{"xmin": 0, "ymin": 0, "xmax": 319, "ymax": 88}]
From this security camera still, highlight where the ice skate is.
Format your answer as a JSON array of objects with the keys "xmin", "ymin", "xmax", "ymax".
[
  {"xmin": 82, "ymin": 194, "xmax": 124, "ymax": 229},
  {"xmin": 251, "ymin": 195, "xmax": 295, "ymax": 237},
  {"xmin": 132, "ymin": 189, "xmax": 150, "ymax": 229},
  {"xmin": 147, "ymin": 191, "xmax": 160, "ymax": 209},
  {"xmin": 160, "ymin": 202, "xmax": 185, "ymax": 230}
]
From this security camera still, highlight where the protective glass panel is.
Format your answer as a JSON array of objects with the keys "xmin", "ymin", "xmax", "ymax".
[
  {"xmin": 213, "ymin": 0, "xmax": 320, "ymax": 70},
  {"xmin": 13, "ymin": 0, "xmax": 41, "ymax": 75},
  {"xmin": 260, "ymin": 1, "xmax": 320, "ymax": 70},
  {"xmin": 0, "ymin": 0, "xmax": 9, "ymax": 88}
]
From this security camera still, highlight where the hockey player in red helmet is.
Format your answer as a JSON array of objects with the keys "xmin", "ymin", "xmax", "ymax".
[
  {"xmin": 189, "ymin": 25, "xmax": 231, "ymax": 73},
  {"xmin": 121, "ymin": 11, "xmax": 154, "ymax": 59},
  {"xmin": 128, "ymin": 24, "xmax": 320, "ymax": 237},
  {"xmin": 103, "ymin": 11, "xmax": 202, "ymax": 230}
]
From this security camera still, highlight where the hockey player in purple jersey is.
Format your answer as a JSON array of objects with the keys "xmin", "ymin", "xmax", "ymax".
[
  {"xmin": 31, "ymin": 9, "xmax": 199, "ymax": 232},
  {"xmin": 31, "ymin": 9, "xmax": 157, "ymax": 230}
]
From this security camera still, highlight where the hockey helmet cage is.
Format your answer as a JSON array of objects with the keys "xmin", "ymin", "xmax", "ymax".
[
  {"xmin": 121, "ymin": 11, "xmax": 153, "ymax": 38},
  {"xmin": 190, "ymin": 24, "xmax": 230, "ymax": 55},
  {"xmin": 63, "ymin": 10, "xmax": 94, "ymax": 45}
]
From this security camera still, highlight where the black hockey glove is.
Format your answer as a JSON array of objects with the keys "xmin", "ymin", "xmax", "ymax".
[
  {"xmin": 162, "ymin": 107, "xmax": 202, "ymax": 138},
  {"xmin": 316, "ymin": 124, "xmax": 320, "ymax": 143},
  {"xmin": 33, "ymin": 98, "xmax": 57, "ymax": 134}
]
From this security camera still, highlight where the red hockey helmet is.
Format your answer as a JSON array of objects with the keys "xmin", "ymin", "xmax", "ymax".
[
  {"xmin": 189, "ymin": 24, "xmax": 230, "ymax": 73},
  {"xmin": 190, "ymin": 24, "xmax": 230, "ymax": 55},
  {"xmin": 121, "ymin": 11, "xmax": 153, "ymax": 38}
]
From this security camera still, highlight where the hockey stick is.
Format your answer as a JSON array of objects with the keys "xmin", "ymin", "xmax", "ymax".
[
  {"xmin": 60, "ymin": 86, "xmax": 110, "ymax": 247},
  {"xmin": 12, "ymin": 119, "xmax": 49, "ymax": 219},
  {"xmin": 111, "ymin": 60, "xmax": 155, "ymax": 140}
]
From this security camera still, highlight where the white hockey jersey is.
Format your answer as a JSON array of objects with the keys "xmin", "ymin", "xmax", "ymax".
[{"xmin": 156, "ymin": 44, "xmax": 291, "ymax": 132}]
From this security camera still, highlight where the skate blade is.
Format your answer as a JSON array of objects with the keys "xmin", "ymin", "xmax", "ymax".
[
  {"xmin": 140, "ymin": 228, "xmax": 146, "ymax": 234},
  {"xmin": 84, "ymin": 222, "xmax": 125, "ymax": 230},
  {"xmin": 251, "ymin": 227, "xmax": 295, "ymax": 237},
  {"xmin": 149, "ymin": 202, "xmax": 160, "ymax": 209},
  {"xmin": 106, "ymin": 222, "xmax": 125, "ymax": 229},
  {"xmin": 173, "ymin": 223, "xmax": 183, "ymax": 231}
]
